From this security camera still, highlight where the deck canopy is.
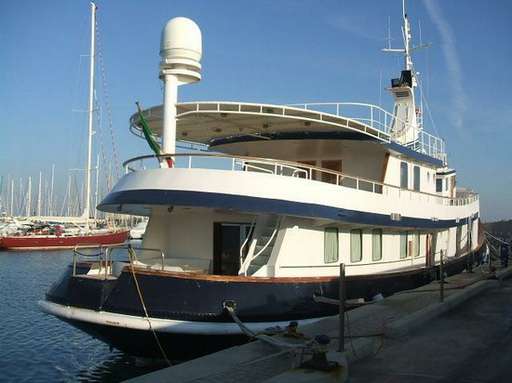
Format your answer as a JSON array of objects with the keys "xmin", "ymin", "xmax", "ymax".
[{"xmin": 129, "ymin": 101, "xmax": 390, "ymax": 146}]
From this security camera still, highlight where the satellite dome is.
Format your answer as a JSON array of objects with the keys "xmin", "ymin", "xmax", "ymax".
[{"xmin": 160, "ymin": 17, "xmax": 202, "ymax": 83}]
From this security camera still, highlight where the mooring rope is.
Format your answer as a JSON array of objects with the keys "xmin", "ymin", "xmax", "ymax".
[
  {"xmin": 223, "ymin": 302, "xmax": 314, "ymax": 350},
  {"xmin": 484, "ymin": 231, "xmax": 510, "ymax": 245},
  {"xmin": 127, "ymin": 247, "xmax": 171, "ymax": 366}
]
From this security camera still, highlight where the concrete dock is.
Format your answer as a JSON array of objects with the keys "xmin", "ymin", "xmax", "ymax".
[{"xmin": 126, "ymin": 265, "xmax": 512, "ymax": 383}]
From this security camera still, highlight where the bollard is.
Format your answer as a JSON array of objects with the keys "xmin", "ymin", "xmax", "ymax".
[
  {"xmin": 339, "ymin": 263, "xmax": 345, "ymax": 352},
  {"xmin": 440, "ymin": 250, "xmax": 445, "ymax": 303}
]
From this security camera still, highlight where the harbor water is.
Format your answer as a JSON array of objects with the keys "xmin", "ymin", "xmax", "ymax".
[{"xmin": 0, "ymin": 250, "xmax": 164, "ymax": 382}]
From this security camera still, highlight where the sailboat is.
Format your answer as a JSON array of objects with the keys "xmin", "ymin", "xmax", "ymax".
[{"xmin": 0, "ymin": 3, "xmax": 128, "ymax": 250}]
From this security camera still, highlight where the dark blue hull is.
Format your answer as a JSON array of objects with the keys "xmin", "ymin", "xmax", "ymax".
[{"xmin": 44, "ymin": 249, "xmax": 481, "ymax": 358}]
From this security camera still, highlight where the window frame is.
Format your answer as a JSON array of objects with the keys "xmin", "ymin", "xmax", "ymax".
[
  {"xmin": 412, "ymin": 232, "xmax": 420, "ymax": 257},
  {"xmin": 400, "ymin": 232, "xmax": 408, "ymax": 259},
  {"xmin": 436, "ymin": 178, "xmax": 443, "ymax": 193},
  {"xmin": 323, "ymin": 227, "xmax": 339, "ymax": 264},
  {"xmin": 400, "ymin": 162, "xmax": 409, "ymax": 189},
  {"xmin": 413, "ymin": 165, "xmax": 420, "ymax": 191},
  {"xmin": 350, "ymin": 229, "xmax": 363, "ymax": 263},
  {"xmin": 372, "ymin": 229, "xmax": 383, "ymax": 261}
]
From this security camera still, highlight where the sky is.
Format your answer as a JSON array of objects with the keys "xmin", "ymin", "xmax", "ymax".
[{"xmin": 1, "ymin": 0, "xmax": 511, "ymax": 221}]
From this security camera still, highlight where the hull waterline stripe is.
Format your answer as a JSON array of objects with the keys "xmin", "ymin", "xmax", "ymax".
[{"xmin": 38, "ymin": 300, "xmax": 332, "ymax": 335}]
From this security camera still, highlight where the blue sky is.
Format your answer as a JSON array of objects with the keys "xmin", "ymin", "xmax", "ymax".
[{"xmin": 1, "ymin": 0, "xmax": 511, "ymax": 221}]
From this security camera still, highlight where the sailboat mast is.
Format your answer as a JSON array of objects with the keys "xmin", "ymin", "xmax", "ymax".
[
  {"xmin": 37, "ymin": 171, "xmax": 42, "ymax": 217},
  {"xmin": 84, "ymin": 2, "xmax": 96, "ymax": 228},
  {"xmin": 26, "ymin": 177, "xmax": 32, "ymax": 217},
  {"xmin": 10, "ymin": 179, "xmax": 14, "ymax": 217},
  {"xmin": 94, "ymin": 154, "xmax": 99, "ymax": 220},
  {"xmin": 49, "ymin": 164, "xmax": 55, "ymax": 216}
]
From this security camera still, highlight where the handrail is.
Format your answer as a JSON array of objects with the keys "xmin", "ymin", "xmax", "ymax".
[
  {"xmin": 287, "ymin": 102, "xmax": 398, "ymax": 134},
  {"xmin": 240, "ymin": 219, "xmax": 280, "ymax": 276},
  {"xmin": 288, "ymin": 102, "xmax": 446, "ymax": 163},
  {"xmin": 129, "ymin": 100, "xmax": 446, "ymax": 163},
  {"xmin": 239, "ymin": 219, "xmax": 256, "ymax": 268},
  {"xmin": 122, "ymin": 153, "xmax": 479, "ymax": 206},
  {"xmin": 72, "ymin": 244, "xmax": 167, "ymax": 277}
]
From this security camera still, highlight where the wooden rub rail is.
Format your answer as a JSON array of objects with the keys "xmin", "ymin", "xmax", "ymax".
[{"xmin": 123, "ymin": 153, "xmax": 479, "ymax": 207}]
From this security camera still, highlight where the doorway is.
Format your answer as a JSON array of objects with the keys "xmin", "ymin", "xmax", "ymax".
[{"xmin": 213, "ymin": 223, "xmax": 252, "ymax": 275}]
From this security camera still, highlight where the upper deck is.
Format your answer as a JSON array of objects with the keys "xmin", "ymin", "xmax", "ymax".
[{"xmin": 129, "ymin": 101, "xmax": 447, "ymax": 166}]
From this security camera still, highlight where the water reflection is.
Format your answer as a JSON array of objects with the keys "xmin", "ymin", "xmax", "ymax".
[{"xmin": 0, "ymin": 250, "xmax": 165, "ymax": 383}]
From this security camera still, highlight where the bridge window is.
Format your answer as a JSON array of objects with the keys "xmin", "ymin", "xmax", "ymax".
[
  {"xmin": 436, "ymin": 179, "xmax": 443, "ymax": 193},
  {"xmin": 350, "ymin": 229, "xmax": 362, "ymax": 262},
  {"xmin": 324, "ymin": 228, "xmax": 339, "ymax": 263},
  {"xmin": 372, "ymin": 229, "xmax": 382, "ymax": 261},
  {"xmin": 413, "ymin": 166, "xmax": 420, "ymax": 191},
  {"xmin": 400, "ymin": 162, "xmax": 408, "ymax": 189}
]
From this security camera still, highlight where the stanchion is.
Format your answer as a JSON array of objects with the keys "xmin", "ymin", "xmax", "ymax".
[
  {"xmin": 440, "ymin": 250, "xmax": 445, "ymax": 303},
  {"xmin": 467, "ymin": 230, "xmax": 474, "ymax": 273},
  {"xmin": 339, "ymin": 263, "xmax": 345, "ymax": 352}
]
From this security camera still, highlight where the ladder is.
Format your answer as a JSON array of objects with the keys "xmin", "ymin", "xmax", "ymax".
[{"xmin": 240, "ymin": 215, "xmax": 281, "ymax": 276}]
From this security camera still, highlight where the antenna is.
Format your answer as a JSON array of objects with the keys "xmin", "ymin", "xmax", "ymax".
[
  {"xmin": 382, "ymin": 0, "xmax": 431, "ymax": 75},
  {"xmin": 386, "ymin": 16, "xmax": 392, "ymax": 50}
]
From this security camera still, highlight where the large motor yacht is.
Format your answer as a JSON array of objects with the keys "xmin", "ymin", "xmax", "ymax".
[{"xmin": 41, "ymin": 2, "xmax": 481, "ymax": 359}]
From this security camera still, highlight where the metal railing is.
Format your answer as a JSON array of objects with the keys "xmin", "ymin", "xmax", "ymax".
[
  {"xmin": 130, "ymin": 101, "xmax": 447, "ymax": 163},
  {"xmin": 405, "ymin": 130, "xmax": 447, "ymax": 164},
  {"xmin": 288, "ymin": 102, "xmax": 395, "ymax": 135},
  {"xmin": 72, "ymin": 244, "xmax": 166, "ymax": 278},
  {"xmin": 123, "ymin": 153, "xmax": 478, "ymax": 207},
  {"xmin": 288, "ymin": 102, "xmax": 447, "ymax": 164}
]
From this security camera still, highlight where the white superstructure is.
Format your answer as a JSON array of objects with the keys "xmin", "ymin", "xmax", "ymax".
[{"xmin": 98, "ymin": 2, "xmax": 480, "ymax": 280}]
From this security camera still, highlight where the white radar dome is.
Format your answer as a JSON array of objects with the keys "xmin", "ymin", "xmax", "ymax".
[{"xmin": 160, "ymin": 17, "xmax": 202, "ymax": 84}]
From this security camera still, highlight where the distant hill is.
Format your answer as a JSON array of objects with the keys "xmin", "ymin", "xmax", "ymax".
[{"xmin": 483, "ymin": 220, "xmax": 512, "ymax": 242}]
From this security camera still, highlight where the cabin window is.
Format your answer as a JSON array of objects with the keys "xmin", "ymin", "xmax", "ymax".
[
  {"xmin": 456, "ymin": 225, "xmax": 462, "ymax": 255},
  {"xmin": 350, "ymin": 229, "xmax": 363, "ymax": 262},
  {"xmin": 324, "ymin": 228, "xmax": 339, "ymax": 263},
  {"xmin": 400, "ymin": 232, "xmax": 408, "ymax": 258},
  {"xmin": 372, "ymin": 229, "xmax": 382, "ymax": 261},
  {"xmin": 411, "ymin": 232, "xmax": 420, "ymax": 257},
  {"xmin": 436, "ymin": 179, "xmax": 443, "ymax": 193},
  {"xmin": 413, "ymin": 166, "xmax": 420, "ymax": 191},
  {"xmin": 400, "ymin": 162, "xmax": 408, "ymax": 189}
]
